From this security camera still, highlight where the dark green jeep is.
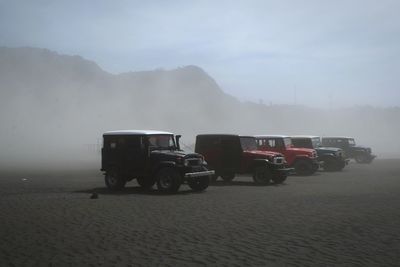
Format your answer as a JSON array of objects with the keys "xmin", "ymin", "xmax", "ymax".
[
  {"xmin": 321, "ymin": 137, "xmax": 376, "ymax": 164},
  {"xmin": 291, "ymin": 136, "xmax": 349, "ymax": 171},
  {"xmin": 101, "ymin": 130, "xmax": 214, "ymax": 193}
]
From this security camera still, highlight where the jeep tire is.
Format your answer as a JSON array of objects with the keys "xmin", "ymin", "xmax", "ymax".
[
  {"xmin": 323, "ymin": 158, "xmax": 338, "ymax": 172},
  {"xmin": 252, "ymin": 167, "xmax": 272, "ymax": 184},
  {"xmin": 355, "ymin": 153, "xmax": 372, "ymax": 164},
  {"xmin": 156, "ymin": 167, "xmax": 181, "ymax": 193},
  {"xmin": 294, "ymin": 159, "xmax": 314, "ymax": 176},
  {"xmin": 105, "ymin": 171, "xmax": 126, "ymax": 190},
  {"xmin": 221, "ymin": 172, "xmax": 235, "ymax": 182},
  {"xmin": 136, "ymin": 177, "xmax": 156, "ymax": 189},
  {"xmin": 271, "ymin": 173, "xmax": 287, "ymax": 184},
  {"xmin": 188, "ymin": 176, "xmax": 210, "ymax": 192}
]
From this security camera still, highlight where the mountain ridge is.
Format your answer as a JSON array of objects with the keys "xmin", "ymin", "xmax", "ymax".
[{"xmin": 0, "ymin": 46, "xmax": 399, "ymax": 165}]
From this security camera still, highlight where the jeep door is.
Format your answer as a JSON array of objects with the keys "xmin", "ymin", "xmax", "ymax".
[
  {"xmin": 124, "ymin": 135, "xmax": 147, "ymax": 176},
  {"xmin": 220, "ymin": 136, "xmax": 242, "ymax": 172}
]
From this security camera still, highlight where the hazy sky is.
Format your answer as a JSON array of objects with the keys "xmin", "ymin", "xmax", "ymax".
[{"xmin": 1, "ymin": 0, "xmax": 399, "ymax": 107}]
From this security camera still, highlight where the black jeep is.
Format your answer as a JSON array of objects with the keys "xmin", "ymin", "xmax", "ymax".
[
  {"xmin": 321, "ymin": 137, "xmax": 376, "ymax": 164},
  {"xmin": 101, "ymin": 130, "xmax": 214, "ymax": 193},
  {"xmin": 195, "ymin": 134, "xmax": 292, "ymax": 184},
  {"xmin": 291, "ymin": 136, "xmax": 349, "ymax": 171}
]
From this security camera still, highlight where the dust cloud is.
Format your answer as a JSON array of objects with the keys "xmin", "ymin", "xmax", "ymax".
[{"xmin": 0, "ymin": 47, "xmax": 399, "ymax": 169}]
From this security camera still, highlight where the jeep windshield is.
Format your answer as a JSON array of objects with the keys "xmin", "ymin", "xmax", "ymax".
[
  {"xmin": 348, "ymin": 138, "xmax": 356, "ymax": 146},
  {"xmin": 148, "ymin": 135, "xmax": 176, "ymax": 150},
  {"xmin": 283, "ymin": 137, "xmax": 292, "ymax": 147},
  {"xmin": 311, "ymin": 137, "xmax": 321, "ymax": 148},
  {"xmin": 240, "ymin": 137, "xmax": 258, "ymax": 151}
]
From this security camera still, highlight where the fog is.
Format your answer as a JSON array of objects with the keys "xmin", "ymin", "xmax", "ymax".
[{"xmin": 0, "ymin": 47, "xmax": 399, "ymax": 169}]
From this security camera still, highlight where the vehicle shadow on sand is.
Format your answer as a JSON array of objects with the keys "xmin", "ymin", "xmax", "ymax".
[
  {"xmin": 210, "ymin": 180, "xmax": 288, "ymax": 187},
  {"xmin": 74, "ymin": 186, "xmax": 204, "ymax": 196}
]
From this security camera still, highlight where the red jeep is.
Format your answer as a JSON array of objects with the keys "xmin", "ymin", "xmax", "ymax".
[
  {"xmin": 255, "ymin": 135, "xmax": 319, "ymax": 175},
  {"xmin": 195, "ymin": 134, "xmax": 292, "ymax": 184}
]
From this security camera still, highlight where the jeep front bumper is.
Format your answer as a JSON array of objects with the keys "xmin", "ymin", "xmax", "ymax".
[
  {"xmin": 184, "ymin": 170, "xmax": 215, "ymax": 178},
  {"xmin": 275, "ymin": 167, "xmax": 294, "ymax": 175}
]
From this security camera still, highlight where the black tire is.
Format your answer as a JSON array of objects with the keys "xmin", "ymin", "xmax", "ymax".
[
  {"xmin": 156, "ymin": 168, "xmax": 182, "ymax": 193},
  {"xmin": 355, "ymin": 154, "xmax": 367, "ymax": 163},
  {"xmin": 105, "ymin": 171, "xmax": 126, "ymax": 190},
  {"xmin": 221, "ymin": 172, "xmax": 235, "ymax": 182},
  {"xmin": 323, "ymin": 158, "xmax": 339, "ymax": 172},
  {"xmin": 136, "ymin": 177, "xmax": 156, "ymax": 189},
  {"xmin": 252, "ymin": 167, "xmax": 272, "ymax": 184},
  {"xmin": 271, "ymin": 173, "xmax": 287, "ymax": 184},
  {"xmin": 294, "ymin": 159, "xmax": 314, "ymax": 176},
  {"xmin": 338, "ymin": 160, "xmax": 346, "ymax": 170},
  {"xmin": 355, "ymin": 154, "xmax": 373, "ymax": 164},
  {"xmin": 188, "ymin": 176, "xmax": 210, "ymax": 192}
]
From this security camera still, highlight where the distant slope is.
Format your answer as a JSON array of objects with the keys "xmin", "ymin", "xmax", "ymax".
[{"xmin": 0, "ymin": 47, "xmax": 399, "ymax": 166}]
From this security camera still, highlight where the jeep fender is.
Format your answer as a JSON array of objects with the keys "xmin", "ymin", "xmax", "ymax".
[
  {"xmin": 252, "ymin": 159, "xmax": 273, "ymax": 168},
  {"xmin": 152, "ymin": 161, "xmax": 178, "ymax": 176},
  {"xmin": 293, "ymin": 155, "xmax": 312, "ymax": 162},
  {"xmin": 318, "ymin": 153, "xmax": 337, "ymax": 162}
]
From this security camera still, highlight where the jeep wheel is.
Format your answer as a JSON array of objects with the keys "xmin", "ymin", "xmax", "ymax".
[
  {"xmin": 324, "ymin": 158, "xmax": 345, "ymax": 172},
  {"xmin": 105, "ymin": 171, "xmax": 126, "ymax": 190},
  {"xmin": 355, "ymin": 154, "xmax": 373, "ymax": 164},
  {"xmin": 355, "ymin": 154, "xmax": 366, "ymax": 163},
  {"xmin": 136, "ymin": 177, "xmax": 156, "ymax": 189},
  {"xmin": 188, "ymin": 177, "xmax": 210, "ymax": 192},
  {"xmin": 156, "ymin": 168, "xmax": 181, "ymax": 193},
  {"xmin": 272, "ymin": 173, "xmax": 287, "ymax": 184},
  {"xmin": 252, "ymin": 167, "xmax": 272, "ymax": 184},
  {"xmin": 294, "ymin": 160, "xmax": 314, "ymax": 176},
  {"xmin": 323, "ymin": 158, "xmax": 338, "ymax": 172},
  {"xmin": 221, "ymin": 172, "xmax": 235, "ymax": 182}
]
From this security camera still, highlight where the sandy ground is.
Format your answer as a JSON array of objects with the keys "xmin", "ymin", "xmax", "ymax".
[{"xmin": 1, "ymin": 159, "xmax": 400, "ymax": 266}]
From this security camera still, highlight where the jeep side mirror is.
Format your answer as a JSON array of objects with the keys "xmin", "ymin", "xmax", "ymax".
[{"xmin": 175, "ymin": 135, "xmax": 182, "ymax": 150}]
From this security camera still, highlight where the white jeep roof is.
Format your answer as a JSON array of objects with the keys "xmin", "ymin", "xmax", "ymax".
[
  {"xmin": 103, "ymin": 130, "xmax": 174, "ymax": 136},
  {"xmin": 291, "ymin": 135, "xmax": 320, "ymax": 139},
  {"xmin": 322, "ymin": 136, "xmax": 354, "ymax": 139},
  {"xmin": 254, "ymin": 135, "xmax": 290, "ymax": 138}
]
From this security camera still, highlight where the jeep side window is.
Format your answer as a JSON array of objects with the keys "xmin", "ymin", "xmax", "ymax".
[
  {"xmin": 126, "ymin": 136, "xmax": 143, "ymax": 150},
  {"xmin": 311, "ymin": 138, "xmax": 321, "ymax": 148},
  {"xmin": 293, "ymin": 139, "xmax": 309, "ymax": 148},
  {"xmin": 268, "ymin": 138, "xmax": 285, "ymax": 148},
  {"xmin": 348, "ymin": 139, "xmax": 356, "ymax": 146},
  {"xmin": 268, "ymin": 139, "xmax": 276, "ymax": 147}
]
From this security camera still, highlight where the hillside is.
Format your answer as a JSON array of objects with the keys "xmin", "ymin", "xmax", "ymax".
[{"xmin": 0, "ymin": 47, "xmax": 399, "ymax": 166}]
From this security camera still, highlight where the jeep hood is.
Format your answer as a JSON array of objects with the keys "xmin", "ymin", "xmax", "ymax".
[
  {"xmin": 243, "ymin": 150, "xmax": 284, "ymax": 158},
  {"xmin": 151, "ymin": 150, "xmax": 202, "ymax": 158},
  {"xmin": 316, "ymin": 147, "xmax": 342, "ymax": 153},
  {"xmin": 352, "ymin": 145, "xmax": 371, "ymax": 151},
  {"xmin": 287, "ymin": 147, "xmax": 315, "ymax": 154}
]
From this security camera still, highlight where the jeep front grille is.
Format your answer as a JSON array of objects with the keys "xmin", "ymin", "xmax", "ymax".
[
  {"xmin": 185, "ymin": 158, "xmax": 201, "ymax": 166},
  {"xmin": 273, "ymin": 157, "xmax": 285, "ymax": 165}
]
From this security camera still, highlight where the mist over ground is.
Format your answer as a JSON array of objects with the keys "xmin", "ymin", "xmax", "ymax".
[{"xmin": 0, "ymin": 47, "xmax": 399, "ymax": 169}]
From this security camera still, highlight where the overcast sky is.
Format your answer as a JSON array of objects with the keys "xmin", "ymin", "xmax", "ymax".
[{"xmin": 1, "ymin": 0, "xmax": 399, "ymax": 108}]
